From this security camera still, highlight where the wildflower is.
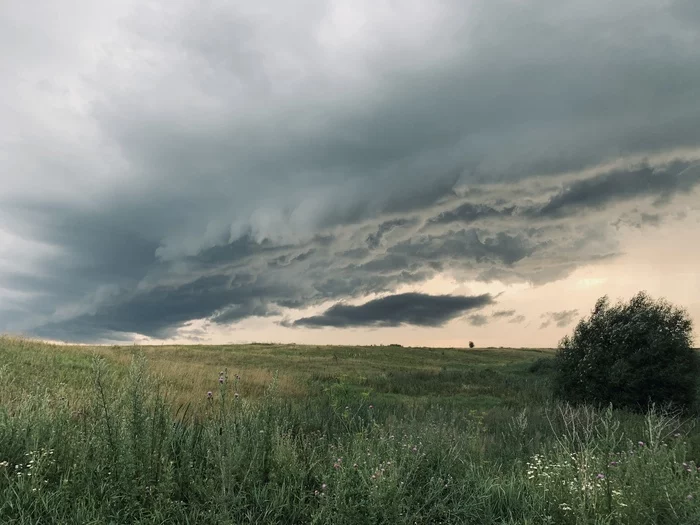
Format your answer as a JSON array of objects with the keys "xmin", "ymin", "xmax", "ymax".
[
  {"xmin": 596, "ymin": 473, "xmax": 605, "ymax": 480},
  {"xmin": 412, "ymin": 446, "xmax": 418, "ymax": 453},
  {"xmin": 333, "ymin": 463, "xmax": 341, "ymax": 470},
  {"xmin": 674, "ymin": 432, "xmax": 682, "ymax": 438},
  {"xmin": 369, "ymin": 404, "xmax": 374, "ymax": 409},
  {"xmin": 219, "ymin": 377, "xmax": 224, "ymax": 384},
  {"xmin": 314, "ymin": 490, "xmax": 319, "ymax": 496},
  {"xmin": 638, "ymin": 441, "xmax": 645, "ymax": 447},
  {"xmin": 234, "ymin": 392, "xmax": 239, "ymax": 398},
  {"xmin": 688, "ymin": 494, "xmax": 694, "ymax": 500},
  {"xmin": 235, "ymin": 374, "xmax": 240, "ymax": 380},
  {"xmin": 0, "ymin": 461, "xmax": 8, "ymax": 468},
  {"xmin": 609, "ymin": 461, "xmax": 618, "ymax": 467},
  {"xmin": 353, "ymin": 463, "xmax": 358, "ymax": 469},
  {"xmin": 207, "ymin": 391, "xmax": 213, "ymax": 399},
  {"xmin": 321, "ymin": 484, "xmax": 327, "ymax": 491}
]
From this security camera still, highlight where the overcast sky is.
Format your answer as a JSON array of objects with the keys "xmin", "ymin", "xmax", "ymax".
[{"xmin": 2, "ymin": 0, "xmax": 700, "ymax": 347}]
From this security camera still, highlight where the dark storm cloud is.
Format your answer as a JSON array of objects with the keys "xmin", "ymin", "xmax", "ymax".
[
  {"xmin": 389, "ymin": 229, "xmax": 535, "ymax": 267},
  {"xmin": 429, "ymin": 203, "xmax": 514, "ymax": 225},
  {"xmin": 31, "ymin": 274, "xmax": 292, "ymax": 341},
  {"xmin": 293, "ymin": 293, "xmax": 494, "ymax": 328},
  {"xmin": 366, "ymin": 219, "xmax": 415, "ymax": 250},
  {"xmin": 428, "ymin": 161, "xmax": 700, "ymax": 226},
  {"xmin": 537, "ymin": 162, "xmax": 700, "ymax": 218},
  {"xmin": 1, "ymin": 0, "xmax": 700, "ymax": 342},
  {"xmin": 540, "ymin": 310, "xmax": 580, "ymax": 329}
]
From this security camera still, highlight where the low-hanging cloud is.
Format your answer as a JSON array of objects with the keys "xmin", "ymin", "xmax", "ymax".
[
  {"xmin": 492, "ymin": 309, "xmax": 517, "ymax": 318},
  {"xmin": 467, "ymin": 314, "xmax": 490, "ymax": 326},
  {"xmin": 540, "ymin": 310, "xmax": 580, "ymax": 329},
  {"xmin": 293, "ymin": 293, "xmax": 494, "ymax": 328}
]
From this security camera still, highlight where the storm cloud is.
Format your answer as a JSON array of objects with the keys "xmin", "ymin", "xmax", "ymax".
[
  {"xmin": 537, "ymin": 162, "xmax": 700, "ymax": 218},
  {"xmin": 293, "ymin": 293, "xmax": 494, "ymax": 328},
  {"xmin": 1, "ymin": 0, "xmax": 700, "ymax": 343}
]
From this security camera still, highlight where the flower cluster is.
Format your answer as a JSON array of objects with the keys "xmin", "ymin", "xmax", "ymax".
[
  {"xmin": 526, "ymin": 452, "xmax": 605, "ymax": 493},
  {"xmin": 12, "ymin": 448, "xmax": 55, "ymax": 489},
  {"xmin": 206, "ymin": 369, "xmax": 242, "ymax": 399}
]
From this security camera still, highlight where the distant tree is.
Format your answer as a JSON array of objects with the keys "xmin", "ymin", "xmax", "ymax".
[
  {"xmin": 553, "ymin": 291, "xmax": 698, "ymax": 412},
  {"xmin": 469, "ymin": 341, "xmax": 475, "ymax": 349}
]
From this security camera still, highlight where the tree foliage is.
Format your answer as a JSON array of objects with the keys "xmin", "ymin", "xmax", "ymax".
[{"xmin": 553, "ymin": 291, "xmax": 698, "ymax": 412}]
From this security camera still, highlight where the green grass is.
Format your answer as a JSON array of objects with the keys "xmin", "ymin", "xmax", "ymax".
[{"xmin": 2, "ymin": 336, "xmax": 700, "ymax": 524}]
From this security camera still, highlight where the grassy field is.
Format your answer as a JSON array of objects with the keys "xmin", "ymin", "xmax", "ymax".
[{"xmin": 2, "ymin": 336, "xmax": 700, "ymax": 524}]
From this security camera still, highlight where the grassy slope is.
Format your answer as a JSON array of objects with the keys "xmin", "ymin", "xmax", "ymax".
[
  {"xmin": 3, "ymin": 337, "xmax": 700, "ymax": 524},
  {"xmin": 0, "ymin": 336, "xmax": 555, "ymax": 409}
]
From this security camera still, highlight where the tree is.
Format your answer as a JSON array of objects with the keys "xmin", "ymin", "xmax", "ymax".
[
  {"xmin": 469, "ymin": 341, "xmax": 475, "ymax": 349},
  {"xmin": 553, "ymin": 291, "xmax": 698, "ymax": 412}
]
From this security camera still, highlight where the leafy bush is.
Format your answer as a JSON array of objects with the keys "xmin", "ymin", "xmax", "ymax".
[
  {"xmin": 553, "ymin": 291, "xmax": 698, "ymax": 412},
  {"xmin": 468, "ymin": 341, "xmax": 475, "ymax": 349},
  {"xmin": 528, "ymin": 356, "xmax": 557, "ymax": 375}
]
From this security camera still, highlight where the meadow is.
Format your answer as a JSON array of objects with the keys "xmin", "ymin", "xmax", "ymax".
[{"xmin": 2, "ymin": 335, "xmax": 700, "ymax": 524}]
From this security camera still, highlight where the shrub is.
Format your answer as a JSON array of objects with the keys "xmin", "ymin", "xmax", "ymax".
[
  {"xmin": 553, "ymin": 291, "xmax": 698, "ymax": 412},
  {"xmin": 468, "ymin": 341, "xmax": 475, "ymax": 349},
  {"xmin": 528, "ymin": 357, "xmax": 556, "ymax": 375}
]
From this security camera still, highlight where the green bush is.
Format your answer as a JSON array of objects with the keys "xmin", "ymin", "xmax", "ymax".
[{"xmin": 553, "ymin": 291, "xmax": 698, "ymax": 412}]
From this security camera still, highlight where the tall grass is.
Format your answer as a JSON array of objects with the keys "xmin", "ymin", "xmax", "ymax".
[{"xmin": 1, "ymin": 342, "xmax": 700, "ymax": 523}]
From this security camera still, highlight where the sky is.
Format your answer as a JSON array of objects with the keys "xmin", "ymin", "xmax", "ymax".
[{"xmin": 1, "ymin": 0, "xmax": 700, "ymax": 348}]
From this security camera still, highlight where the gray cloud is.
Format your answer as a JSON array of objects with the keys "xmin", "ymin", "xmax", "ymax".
[
  {"xmin": 492, "ymin": 310, "xmax": 516, "ymax": 318},
  {"xmin": 508, "ymin": 315, "xmax": 527, "ymax": 324},
  {"xmin": 293, "ymin": 293, "xmax": 494, "ymax": 328},
  {"xmin": 1, "ymin": 0, "xmax": 700, "ymax": 342},
  {"xmin": 540, "ymin": 310, "xmax": 580, "ymax": 329},
  {"xmin": 537, "ymin": 162, "xmax": 700, "ymax": 218},
  {"xmin": 366, "ymin": 218, "xmax": 416, "ymax": 250},
  {"xmin": 429, "ymin": 203, "xmax": 513, "ymax": 225},
  {"xmin": 467, "ymin": 314, "xmax": 489, "ymax": 327}
]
